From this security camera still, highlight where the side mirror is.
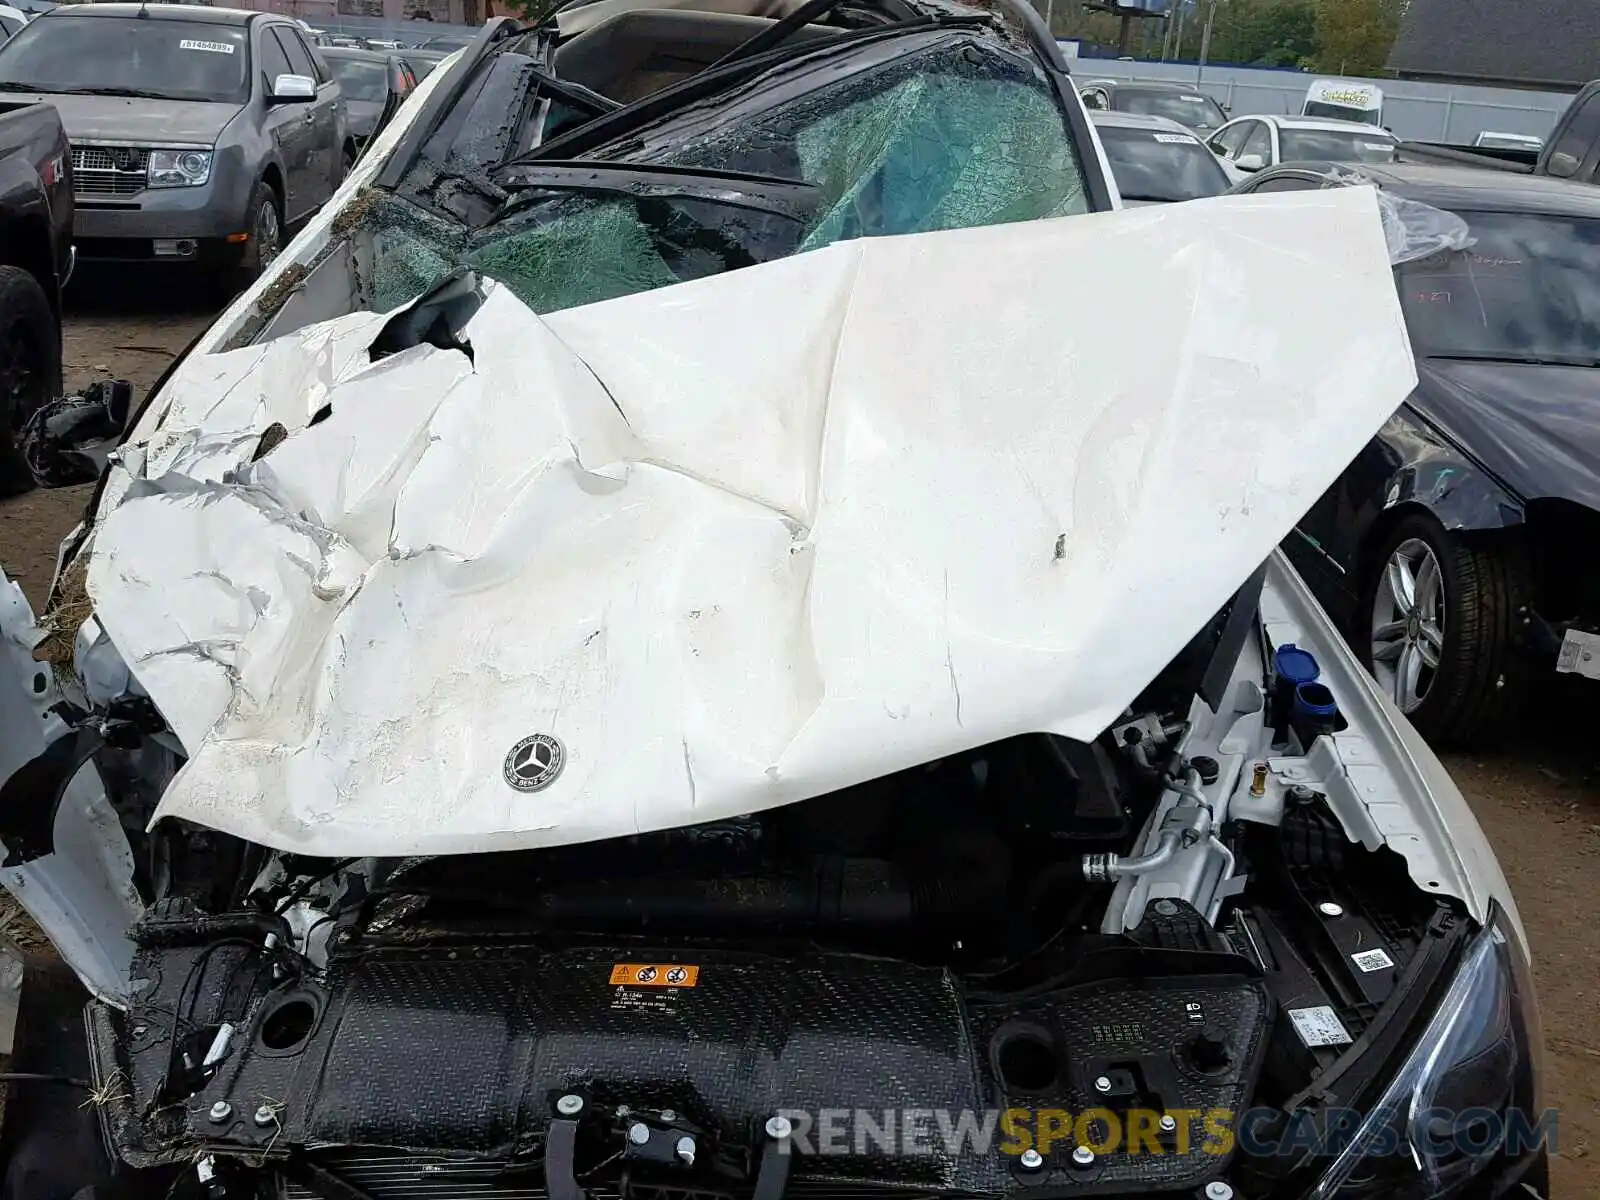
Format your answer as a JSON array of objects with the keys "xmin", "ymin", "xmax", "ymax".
[
  {"xmin": 268, "ymin": 73, "xmax": 316, "ymax": 104},
  {"xmin": 1235, "ymin": 152, "xmax": 1267, "ymax": 172}
]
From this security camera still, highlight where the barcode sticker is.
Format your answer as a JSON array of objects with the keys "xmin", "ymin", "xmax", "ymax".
[
  {"xmin": 1153, "ymin": 133, "xmax": 1197, "ymax": 144},
  {"xmin": 179, "ymin": 39, "xmax": 236, "ymax": 54},
  {"xmin": 1351, "ymin": 948, "xmax": 1395, "ymax": 973},
  {"xmin": 1288, "ymin": 1005, "xmax": 1353, "ymax": 1047}
]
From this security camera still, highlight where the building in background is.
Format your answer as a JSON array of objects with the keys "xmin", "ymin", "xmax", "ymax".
[{"xmin": 1389, "ymin": 0, "xmax": 1599, "ymax": 90}]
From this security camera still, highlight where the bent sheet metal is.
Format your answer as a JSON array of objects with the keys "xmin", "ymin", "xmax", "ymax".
[{"xmin": 84, "ymin": 188, "xmax": 1417, "ymax": 855}]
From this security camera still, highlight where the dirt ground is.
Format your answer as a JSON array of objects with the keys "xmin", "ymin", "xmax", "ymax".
[
  {"xmin": 2, "ymin": 268, "xmax": 218, "ymax": 606},
  {"xmin": 0, "ymin": 271, "xmax": 1597, "ymax": 1196}
]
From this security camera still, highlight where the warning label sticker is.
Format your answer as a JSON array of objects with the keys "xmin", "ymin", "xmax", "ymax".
[
  {"xmin": 1288, "ymin": 1005, "xmax": 1354, "ymax": 1048},
  {"xmin": 609, "ymin": 963, "xmax": 699, "ymax": 988}
]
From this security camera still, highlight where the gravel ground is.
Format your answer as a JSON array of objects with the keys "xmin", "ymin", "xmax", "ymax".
[{"xmin": 0, "ymin": 273, "xmax": 1595, "ymax": 1195}]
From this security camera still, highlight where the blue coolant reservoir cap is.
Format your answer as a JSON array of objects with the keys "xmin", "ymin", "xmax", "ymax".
[
  {"xmin": 1272, "ymin": 643, "xmax": 1320, "ymax": 686},
  {"xmin": 1294, "ymin": 681, "xmax": 1339, "ymax": 719}
]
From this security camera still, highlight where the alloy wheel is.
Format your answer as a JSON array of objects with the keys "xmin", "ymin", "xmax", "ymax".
[
  {"xmin": 1370, "ymin": 537, "xmax": 1445, "ymax": 713},
  {"xmin": 257, "ymin": 200, "xmax": 282, "ymax": 269}
]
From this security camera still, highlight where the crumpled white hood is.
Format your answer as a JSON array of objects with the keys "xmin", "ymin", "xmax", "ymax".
[{"xmin": 85, "ymin": 189, "xmax": 1415, "ymax": 856}]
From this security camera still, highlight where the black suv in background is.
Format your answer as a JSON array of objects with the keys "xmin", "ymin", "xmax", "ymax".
[{"xmin": 0, "ymin": 100, "xmax": 71, "ymax": 497}]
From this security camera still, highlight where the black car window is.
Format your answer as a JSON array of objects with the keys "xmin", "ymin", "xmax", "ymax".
[
  {"xmin": 1240, "ymin": 122, "xmax": 1273, "ymax": 161},
  {"xmin": 0, "ymin": 15, "xmax": 251, "ymax": 103},
  {"xmin": 274, "ymin": 26, "xmax": 319, "ymax": 81},
  {"xmin": 1397, "ymin": 211, "xmax": 1600, "ymax": 365},
  {"xmin": 1546, "ymin": 92, "xmax": 1600, "ymax": 179},
  {"xmin": 1097, "ymin": 125, "xmax": 1230, "ymax": 202},
  {"xmin": 1211, "ymin": 122, "xmax": 1250, "ymax": 157},
  {"xmin": 1278, "ymin": 128, "xmax": 1396, "ymax": 164},
  {"xmin": 1115, "ymin": 89, "xmax": 1226, "ymax": 131},
  {"xmin": 327, "ymin": 55, "xmax": 389, "ymax": 102},
  {"xmin": 293, "ymin": 30, "xmax": 332, "ymax": 82},
  {"xmin": 259, "ymin": 26, "xmax": 292, "ymax": 87}
]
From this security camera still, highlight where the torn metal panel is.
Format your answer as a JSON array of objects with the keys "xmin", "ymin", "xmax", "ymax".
[
  {"xmin": 83, "ymin": 188, "xmax": 1414, "ymax": 856},
  {"xmin": 0, "ymin": 572, "xmax": 139, "ymax": 1002}
]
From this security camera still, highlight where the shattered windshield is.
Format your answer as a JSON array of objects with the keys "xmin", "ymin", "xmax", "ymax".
[{"xmin": 371, "ymin": 37, "xmax": 1090, "ymax": 313}]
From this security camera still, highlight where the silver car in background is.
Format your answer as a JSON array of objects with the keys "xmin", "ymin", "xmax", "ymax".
[{"xmin": 0, "ymin": 3, "xmax": 352, "ymax": 289}]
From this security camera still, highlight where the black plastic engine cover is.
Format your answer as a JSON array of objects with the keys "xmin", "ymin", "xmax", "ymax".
[{"xmin": 104, "ymin": 943, "xmax": 1272, "ymax": 1195}]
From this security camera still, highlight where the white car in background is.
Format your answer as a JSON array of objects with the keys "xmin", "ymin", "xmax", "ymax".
[{"xmin": 1207, "ymin": 113, "xmax": 1399, "ymax": 182}]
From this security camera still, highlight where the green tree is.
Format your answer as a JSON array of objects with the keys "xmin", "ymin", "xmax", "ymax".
[
  {"xmin": 1211, "ymin": 0, "xmax": 1318, "ymax": 68},
  {"xmin": 1311, "ymin": 0, "xmax": 1403, "ymax": 75}
]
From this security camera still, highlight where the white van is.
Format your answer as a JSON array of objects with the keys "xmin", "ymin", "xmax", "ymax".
[{"xmin": 1302, "ymin": 79, "xmax": 1384, "ymax": 126}]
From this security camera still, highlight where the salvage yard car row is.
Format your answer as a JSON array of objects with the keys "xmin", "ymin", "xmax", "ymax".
[
  {"xmin": 0, "ymin": 5, "xmax": 1577, "ymax": 1200},
  {"xmin": 1081, "ymin": 76, "xmax": 1600, "ymax": 743},
  {"xmin": 0, "ymin": 4, "xmax": 428, "ymax": 284}
]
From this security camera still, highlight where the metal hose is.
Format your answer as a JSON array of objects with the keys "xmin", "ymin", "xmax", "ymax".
[{"xmin": 1081, "ymin": 831, "xmax": 1181, "ymax": 882}]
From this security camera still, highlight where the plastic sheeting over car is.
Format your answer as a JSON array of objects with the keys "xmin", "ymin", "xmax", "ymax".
[{"xmin": 84, "ymin": 188, "xmax": 1416, "ymax": 856}]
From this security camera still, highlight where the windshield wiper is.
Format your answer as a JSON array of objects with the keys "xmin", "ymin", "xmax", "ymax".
[
  {"xmin": 1426, "ymin": 351, "xmax": 1600, "ymax": 368},
  {"xmin": 485, "ymin": 160, "xmax": 819, "ymax": 228},
  {"xmin": 25, "ymin": 85, "xmax": 182, "ymax": 100}
]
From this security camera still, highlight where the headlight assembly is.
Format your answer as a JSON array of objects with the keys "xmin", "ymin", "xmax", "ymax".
[
  {"xmin": 147, "ymin": 148, "xmax": 212, "ymax": 188},
  {"xmin": 1310, "ymin": 904, "xmax": 1547, "ymax": 1198}
]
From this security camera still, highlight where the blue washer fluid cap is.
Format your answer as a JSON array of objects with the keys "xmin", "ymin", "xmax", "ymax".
[
  {"xmin": 1273, "ymin": 643, "xmax": 1320, "ymax": 686},
  {"xmin": 1294, "ymin": 681, "xmax": 1339, "ymax": 719}
]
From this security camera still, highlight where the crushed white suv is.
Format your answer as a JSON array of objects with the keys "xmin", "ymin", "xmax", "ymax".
[{"xmin": 0, "ymin": 4, "xmax": 1550, "ymax": 1199}]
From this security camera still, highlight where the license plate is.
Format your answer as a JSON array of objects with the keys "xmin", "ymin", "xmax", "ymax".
[{"xmin": 1556, "ymin": 628, "xmax": 1600, "ymax": 679}]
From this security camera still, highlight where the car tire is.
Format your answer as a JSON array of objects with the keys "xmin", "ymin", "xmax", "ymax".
[
  {"xmin": 0, "ymin": 266, "xmax": 62, "ymax": 499},
  {"xmin": 230, "ymin": 177, "xmax": 284, "ymax": 294},
  {"xmin": 1358, "ymin": 512, "xmax": 1530, "ymax": 744}
]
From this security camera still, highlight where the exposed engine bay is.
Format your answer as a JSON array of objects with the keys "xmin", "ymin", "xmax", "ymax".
[{"xmin": 73, "ymin": 567, "xmax": 1476, "ymax": 1200}]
